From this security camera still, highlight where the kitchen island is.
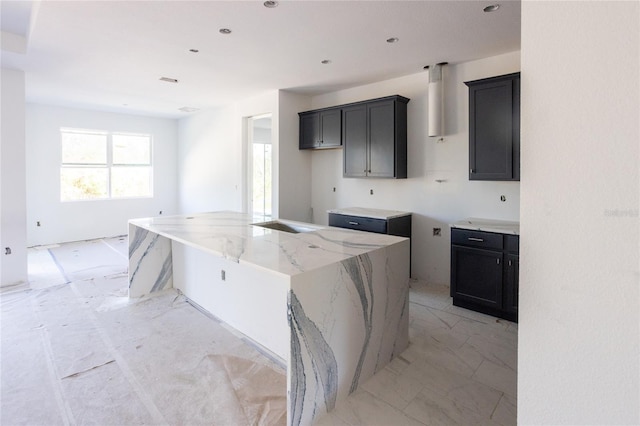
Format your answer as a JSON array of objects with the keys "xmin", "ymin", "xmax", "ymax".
[{"xmin": 128, "ymin": 212, "xmax": 410, "ymax": 425}]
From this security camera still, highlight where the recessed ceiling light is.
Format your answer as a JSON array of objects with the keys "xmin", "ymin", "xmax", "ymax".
[
  {"xmin": 386, "ymin": 37, "xmax": 399, "ymax": 43},
  {"xmin": 483, "ymin": 4, "xmax": 500, "ymax": 12},
  {"xmin": 219, "ymin": 28, "xmax": 232, "ymax": 34},
  {"xmin": 263, "ymin": 1, "xmax": 278, "ymax": 8},
  {"xmin": 179, "ymin": 107, "xmax": 200, "ymax": 113},
  {"xmin": 159, "ymin": 77, "xmax": 178, "ymax": 83},
  {"xmin": 321, "ymin": 59, "xmax": 331, "ymax": 64},
  {"xmin": 189, "ymin": 49, "xmax": 199, "ymax": 53}
]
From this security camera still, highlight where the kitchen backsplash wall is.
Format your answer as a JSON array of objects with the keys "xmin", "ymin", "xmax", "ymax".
[{"xmin": 309, "ymin": 51, "xmax": 521, "ymax": 285}]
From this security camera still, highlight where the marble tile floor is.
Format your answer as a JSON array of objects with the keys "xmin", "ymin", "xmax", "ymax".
[{"xmin": 2, "ymin": 237, "xmax": 517, "ymax": 425}]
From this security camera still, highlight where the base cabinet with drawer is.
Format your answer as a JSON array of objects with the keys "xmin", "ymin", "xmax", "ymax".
[
  {"xmin": 328, "ymin": 213, "xmax": 411, "ymax": 238},
  {"xmin": 329, "ymin": 210, "xmax": 412, "ymax": 276},
  {"xmin": 450, "ymin": 228, "xmax": 519, "ymax": 322}
]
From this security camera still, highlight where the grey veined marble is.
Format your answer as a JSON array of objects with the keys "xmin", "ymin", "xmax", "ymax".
[{"xmin": 128, "ymin": 212, "xmax": 410, "ymax": 425}]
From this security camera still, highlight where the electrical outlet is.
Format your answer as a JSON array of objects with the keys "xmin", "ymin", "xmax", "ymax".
[
  {"xmin": 159, "ymin": 210, "xmax": 163, "ymax": 215},
  {"xmin": 370, "ymin": 189, "xmax": 374, "ymax": 195},
  {"xmin": 333, "ymin": 187, "xmax": 336, "ymax": 192},
  {"xmin": 5, "ymin": 247, "xmax": 11, "ymax": 255},
  {"xmin": 221, "ymin": 270, "xmax": 226, "ymax": 281},
  {"xmin": 37, "ymin": 221, "xmax": 41, "ymax": 227},
  {"xmin": 433, "ymin": 228, "xmax": 441, "ymax": 236}
]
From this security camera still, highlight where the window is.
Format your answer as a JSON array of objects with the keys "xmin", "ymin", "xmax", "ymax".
[{"xmin": 60, "ymin": 128, "xmax": 152, "ymax": 201}]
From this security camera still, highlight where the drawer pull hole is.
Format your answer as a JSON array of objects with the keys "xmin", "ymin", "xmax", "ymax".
[
  {"xmin": 468, "ymin": 237, "xmax": 484, "ymax": 242},
  {"xmin": 348, "ymin": 221, "xmax": 359, "ymax": 226}
]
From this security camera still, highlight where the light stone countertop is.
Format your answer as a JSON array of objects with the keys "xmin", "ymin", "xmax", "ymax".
[
  {"xmin": 129, "ymin": 211, "xmax": 407, "ymax": 277},
  {"xmin": 450, "ymin": 217, "xmax": 520, "ymax": 235},
  {"xmin": 327, "ymin": 207, "xmax": 412, "ymax": 220}
]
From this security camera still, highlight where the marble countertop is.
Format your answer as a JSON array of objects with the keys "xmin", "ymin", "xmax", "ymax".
[
  {"xmin": 129, "ymin": 211, "xmax": 407, "ymax": 276},
  {"xmin": 327, "ymin": 207, "xmax": 412, "ymax": 220},
  {"xmin": 450, "ymin": 217, "xmax": 520, "ymax": 235}
]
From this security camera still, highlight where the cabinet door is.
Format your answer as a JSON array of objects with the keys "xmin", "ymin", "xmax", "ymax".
[
  {"xmin": 469, "ymin": 79, "xmax": 513, "ymax": 180},
  {"xmin": 368, "ymin": 100, "xmax": 395, "ymax": 177},
  {"xmin": 451, "ymin": 245, "xmax": 503, "ymax": 309},
  {"xmin": 343, "ymin": 105, "xmax": 368, "ymax": 177},
  {"xmin": 320, "ymin": 109, "xmax": 342, "ymax": 148},
  {"xmin": 504, "ymin": 254, "xmax": 519, "ymax": 315},
  {"xmin": 300, "ymin": 112, "xmax": 319, "ymax": 149}
]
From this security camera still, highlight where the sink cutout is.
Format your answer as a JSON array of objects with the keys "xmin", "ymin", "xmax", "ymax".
[{"xmin": 252, "ymin": 220, "xmax": 317, "ymax": 234}]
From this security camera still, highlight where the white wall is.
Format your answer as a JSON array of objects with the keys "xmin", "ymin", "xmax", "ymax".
[
  {"xmin": 178, "ymin": 91, "xmax": 278, "ymax": 215},
  {"xmin": 278, "ymin": 90, "xmax": 312, "ymax": 222},
  {"xmin": 309, "ymin": 51, "xmax": 521, "ymax": 284},
  {"xmin": 520, "ymin": 1, "xmax": 639, "ymax": 424},
  {"xmin": 178, "ymin": 90, "xmax": 312, "ymax": 222},
  {"xmin": 178, "ymin": 104, "xmax": 242, "ymax": 214},
  {"xmin": 1, "ymin": 68, "xmax": 27, "ymax": 286},
  {"xmin": 26, "ymin": 104, "xmax": 179, "ymax": 246}
]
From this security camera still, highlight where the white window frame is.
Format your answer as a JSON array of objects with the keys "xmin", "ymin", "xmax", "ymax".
[{"xmin": 60, "ymin": 128, "xmax": 153, "ymax": 202}]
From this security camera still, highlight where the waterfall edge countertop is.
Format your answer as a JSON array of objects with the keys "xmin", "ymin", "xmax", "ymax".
[
  {"xmin": 450, "ymin": 217, "xmax": 520, "ymax": 235},
  {"xmin": 129, "ymin": 211, "xmax": 407, "ymax": 277},
  {"xmin": 129, "ymin": 211, "xmax": 410, "ymax": 425},
  {"xmin": 327, "ymin": 207, "xmax": 411, "ymax": 220}
]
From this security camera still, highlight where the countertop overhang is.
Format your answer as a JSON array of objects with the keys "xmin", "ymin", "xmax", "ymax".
[
  {"xmin": 327, "ymin": 207, "xmax": 412, "ymax": 220},
  {"xmin": 129, "ymin": 211, "xmax": 408, "ymax": 277},
  {"xmin": 450, "ymin": 217, "xmax": 520, "ymax": 235}
]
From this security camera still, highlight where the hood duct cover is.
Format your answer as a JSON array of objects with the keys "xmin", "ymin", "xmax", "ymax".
[{"xmin": 428, "ymin": 63, "xmax": 445, "ymax": 137}]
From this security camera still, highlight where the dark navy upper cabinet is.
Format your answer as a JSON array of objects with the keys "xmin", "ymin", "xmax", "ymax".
[
  {"xmin": 342, "ymin": 95, "xmax": 409, "ymax": 179},
  {"xmin": 465, "ymin": 73, "xmax": 520, "ymax": 181},
  {"xmin": 342, "ymin": 104, "xmax": 368, "ymax": 177},
  {"xmin": 299, "ymin": 108, "xmax": 342, "ymax": 150}
]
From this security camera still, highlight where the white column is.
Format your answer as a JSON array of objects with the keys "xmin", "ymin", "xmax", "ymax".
[{"xmin": 1, "ymin": 68, "xmax": 27, "ymax": 287}]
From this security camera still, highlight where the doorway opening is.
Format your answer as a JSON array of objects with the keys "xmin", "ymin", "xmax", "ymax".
[{"xmin": 247, "ymin": 114, "xmax": 272, "ymax": 217}]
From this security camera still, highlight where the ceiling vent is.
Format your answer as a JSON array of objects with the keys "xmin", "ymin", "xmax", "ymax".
[
  {"xmin": 178, "ymin": 107, "xmax": 199, "ymax": 113},
  {"xmin": 159, "ymin": 77, "xmax": 179, "ymax": 83}
]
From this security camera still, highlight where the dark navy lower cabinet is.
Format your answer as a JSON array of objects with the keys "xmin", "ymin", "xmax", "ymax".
[
  {"xmin": 329, "ymin": 212, "xmax": 412, "ymax": 276},
  {"xmin": 450, "ymin": 228, "xmax": 519, "ymax": 322},
  {"xmin": 328, "ymin": 213, "xmax": 411, "ymax": 238}
]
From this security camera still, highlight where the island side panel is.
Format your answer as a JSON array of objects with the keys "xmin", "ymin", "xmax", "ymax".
[
  {"xmin": 287, "ymin": 239, "xmax": 410, "ymax": 426},
  {"xmin": 128, "ymin": 223, "xmax": 174, "ymax": 298},
  {"xmin": 172, "ymin": 241, "xmax": 290, "ymax": 362}
]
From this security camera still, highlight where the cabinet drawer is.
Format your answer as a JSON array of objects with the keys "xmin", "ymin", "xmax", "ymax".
[
  {"xmin": 451, "ymin": 229, "xmax": 503, "ymax": 250},
  {"xmin": 329, "ymin": 213, "xmax": 387, "ymax": 234}
]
